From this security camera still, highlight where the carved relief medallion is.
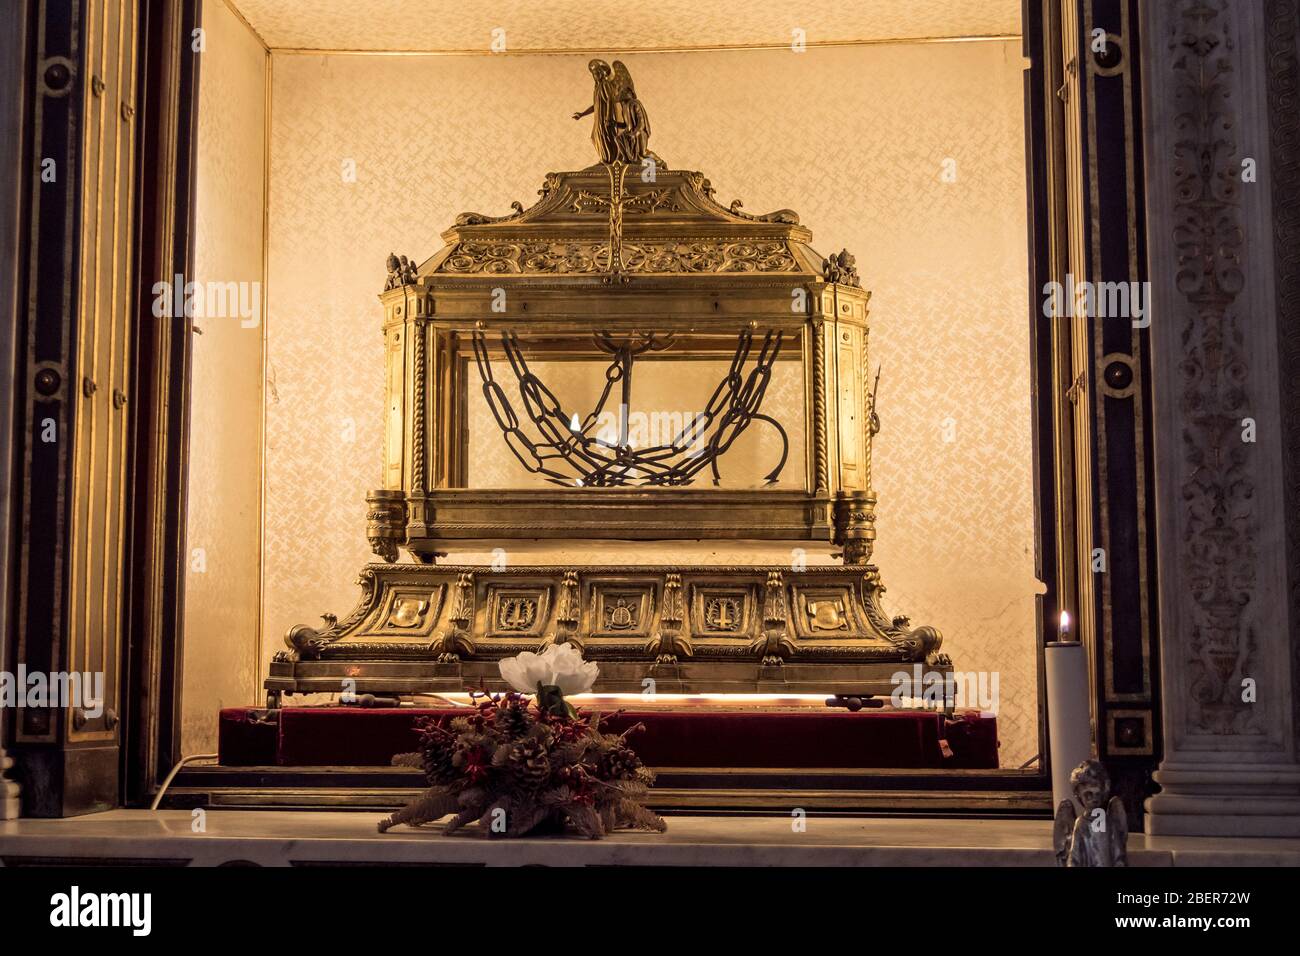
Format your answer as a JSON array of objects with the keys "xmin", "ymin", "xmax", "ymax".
[
  {"xmin": 604, "ymin": 596, "xmax": 639, "ymax": 630},
  {"xmin": 497, "ymin": 596, "xmax": 538, "ymax": 632},
  {"xmin": 807, "ymin": 599, "xmax": 848, "ymax": 631},
  {"xmin": 704, "ymin": 596, "xmax": 742, "ymax": 632},
  {"xmin": 386, "ymin": 597, "xmax": 429, "ymax": 629}
]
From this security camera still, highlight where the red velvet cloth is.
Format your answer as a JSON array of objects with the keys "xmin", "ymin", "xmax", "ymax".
[
  {"xmin": 218, "ymin": 706, "xmax": 998, "ymax": 769},
  {"xmin": 942, "ymin": 711, "xmax": 1002, "ymax": 769},
  {"xmin": 218, "ymin": 707, "xmax": 279, "ymax": 765}
]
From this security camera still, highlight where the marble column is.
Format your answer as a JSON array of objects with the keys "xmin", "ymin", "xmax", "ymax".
[{"xmin": 1140, "ymin": 0, "xmax": 1300, "ymax": 836}]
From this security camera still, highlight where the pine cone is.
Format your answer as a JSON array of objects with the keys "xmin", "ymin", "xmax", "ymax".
[
  {"xmin": 507, "ymin": 737, "xmax": 552, "ymax": 791},
  {"xmin": 421, "ymin": 739, "xmax": 459, "ymax": 786},
  {"xmin": 598, "ymin": 746, "xmax": 643, "ymax": 781},
  {"xmin": 494, "ymin": 699, "xmax": 532, "ymax": 739}
]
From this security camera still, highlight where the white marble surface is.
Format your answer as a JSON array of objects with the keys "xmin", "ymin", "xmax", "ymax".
[{"xmin": 3, "ymin": 811, "xmax": 1299, "ymax": 866}]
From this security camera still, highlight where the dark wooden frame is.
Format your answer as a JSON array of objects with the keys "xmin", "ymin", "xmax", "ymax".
[
  {"xmin": 7, "ymin": 0, "xmax": 106, "ymax": 817},
  {"xmin": 2, "ymin": 0, "xmax": 201, "ymax": 815},
  {"xmin": 120, "ymin": 0, "xmax": 203, "ymax": 807},
  {"xmin": 0, "ymin": 0, "xmax": 31, "ymax": 822}
]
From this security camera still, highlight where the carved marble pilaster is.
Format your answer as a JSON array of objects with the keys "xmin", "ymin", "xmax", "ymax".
[
  {"xmin": 1141, "ymin": 0, "xmax": 1300, "ymax": 835},
  {"xmin": 1263, "ymin": 0, "xmax": 1300, "ymax": 791}
]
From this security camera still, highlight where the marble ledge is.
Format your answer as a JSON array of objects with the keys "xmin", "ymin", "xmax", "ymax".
[{"xmin": 3, "ymin": 811, "xmax": 1300, "ymax": 866}]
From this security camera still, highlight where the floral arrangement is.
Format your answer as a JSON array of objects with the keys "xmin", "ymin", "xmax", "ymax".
[{"xmin": 379, "ymin": 643, "xmax": 667, "ymax": 839}]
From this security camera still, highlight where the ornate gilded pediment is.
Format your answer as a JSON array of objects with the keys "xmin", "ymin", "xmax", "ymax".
[{"xmin": 421, "ymin": 165, "xmax": 823, "ymax": 279}]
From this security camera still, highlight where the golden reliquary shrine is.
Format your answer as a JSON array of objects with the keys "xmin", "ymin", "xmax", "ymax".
[{"xmin": 265, "ymin": 60, "xmax": 951, "ymax": 706}]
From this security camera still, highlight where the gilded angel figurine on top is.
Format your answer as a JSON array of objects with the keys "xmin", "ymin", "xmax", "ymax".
[
  {"xmin": 573, "ymin": 59, "xmax": 652, "ymax": 163},
  {"xmin": 1052, "ymin": 758, "xmax": 1129, "ymax": 867}
]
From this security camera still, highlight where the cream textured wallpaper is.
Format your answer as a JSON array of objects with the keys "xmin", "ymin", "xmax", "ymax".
[
  {"xmin": 184, "ymin": 0, "xmax": 267, "ymax": 753},
  {"xmin": 260, "ymin": 41, "xmax": 1040, "ymax": 765}
]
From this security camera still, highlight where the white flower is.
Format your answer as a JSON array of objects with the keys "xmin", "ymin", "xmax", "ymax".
[
  {"xmin": 547, "ymin": 642, "xmax": 600, "ymax": 696},
  {"xmin": 497, "ymin": 650, "xmax": 551, "ymax": 694},
  {"xmin": 498, "ymin": 643, "xmax": 599, "ymax": 696}
]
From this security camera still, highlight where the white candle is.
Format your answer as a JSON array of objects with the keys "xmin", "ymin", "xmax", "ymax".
[{"xmin": 1046, "ymin": 609, "xmax": 1091, "ymax": 811}]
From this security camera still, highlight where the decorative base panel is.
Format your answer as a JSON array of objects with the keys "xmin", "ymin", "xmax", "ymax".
[{"xmin": 266, "ymin": 562, "xmax": 948, "ymax": 700}]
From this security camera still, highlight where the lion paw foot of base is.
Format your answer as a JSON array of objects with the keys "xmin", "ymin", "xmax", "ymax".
[
  {"xmin": 760, "ymin": 655, "xmax": 784, "ymax": 667},
  {"xmin": 654, "ymin": 654, "xmax": 679, "ymax": 665},
  {"xmin": 436, "ymin": 653, "xmax": 461, "ymax": 663}
]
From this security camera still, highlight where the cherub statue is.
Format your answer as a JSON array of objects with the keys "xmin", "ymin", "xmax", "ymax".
[
  {"xmin": 822, "ymin": 248, "xmax": 861, "ymax": 287},
  {"xmin": 1053, "ymin": 759, "xmax": 1128, "ymax": 867},
  {"xmin": 384, "ymin": 253, "xmax": 403, "ymax": 291},
  {"xmin": 383, "ymin": 253, "xmax": 418, "ymax": 291}
]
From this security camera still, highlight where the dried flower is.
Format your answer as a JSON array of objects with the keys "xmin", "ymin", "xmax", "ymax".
[{"xmin": 381, "ymin": 691, "xmax": 665, "ymax": 839}]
